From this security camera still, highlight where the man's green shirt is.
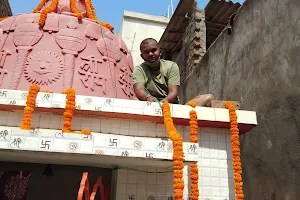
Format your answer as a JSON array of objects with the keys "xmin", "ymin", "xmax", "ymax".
[{"xmin": 132, "ymin": 59, "xmax": 180, "ymax": 103}]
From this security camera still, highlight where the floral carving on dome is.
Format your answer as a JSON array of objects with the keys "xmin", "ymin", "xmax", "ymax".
[{"xmin": 24, "ymin": 50, "xmax": 63, "ymax": 85}]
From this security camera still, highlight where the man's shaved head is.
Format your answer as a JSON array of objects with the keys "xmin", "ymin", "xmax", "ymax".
[{"xmin": 140, "ymin": 38, "xmax": 158, "ymax": 51}]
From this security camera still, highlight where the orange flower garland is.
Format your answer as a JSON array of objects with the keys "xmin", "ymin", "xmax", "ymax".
[
  {"xmin": 162, "ymin": 102, "xmax": 184, "ymax": 200},
  {"xmin": 70, "ymin": 0, "xmax": 83, "ymax": 20},
  {"xmin": 187, "ymin": 101, "xmax": 199, "ymax": 200},
  {"xmin": 61, "ymin": 88, "xmax": 76, "ymax": 133},
  {"xmin": 85, "ymin": 0, "xmax": 96, "ymax": 20},
  {"xmin": 20, "ymin": 84, "xmax": 40, "ymax": 130},
  {"xmin": 80, "ymin": 129, "xmax": 91, "ymax": 135},
  {"xmin": 32, "ymin": 0, "xmax": 47, "ymax": 13},
  {"xmin": 33, "ymin": 0, "xmax": 114, "ymax": 30},
  {"xmin": 85, "ymin": 0, "xmax": 114, "ymax": 31},
  {"xmin": 225, "ymin": 101, "xmax": 244, "ymax": 200},
  {"xmin": 40, "ymin": 90, "xmax": 53, "ymax": 93},
  {"xmin": 38, "ymin": 0, "xmax": 58, "ymax": 27},
  {"xmin": 0, "ymin": 17, "xmax": 10, "ymax": 22}
]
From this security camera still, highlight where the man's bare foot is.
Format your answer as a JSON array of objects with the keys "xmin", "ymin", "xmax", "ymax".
[{"xmin": 186, "ymin": 94, "xmax": 215, "ymax": 107}]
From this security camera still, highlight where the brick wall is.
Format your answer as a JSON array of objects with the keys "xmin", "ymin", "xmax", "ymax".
[{"xmin": 174, "ymin": 8, "xmax": 206, "ymax": 87}]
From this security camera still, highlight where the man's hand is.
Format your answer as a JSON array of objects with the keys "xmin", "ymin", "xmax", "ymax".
[
  {"xmin": 146, "ymin": 96, "xmax": 156, "ymax": 102},
  {"xmin": 161, "ymin": 98, "xmax": 169, "ymax": 103}
]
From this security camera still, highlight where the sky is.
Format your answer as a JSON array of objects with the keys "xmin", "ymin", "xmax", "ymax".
[{"xmin": 8, "ymin": 0, "xmax": 244, "ymax": 33}]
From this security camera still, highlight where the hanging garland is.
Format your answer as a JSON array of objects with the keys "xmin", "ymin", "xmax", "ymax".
[
  {"xmin": 33, "ymin": 0, "xmax": 114, "ymax": 30},
  {"xmin": 38, "ymin": 0, "xmax": 58, "ymax": 26},
  {"xmin": 187, "ymin": 101, "xmax": 199, "ymax": 200},
  {"xmin": 61, "ymin": 88, "xmax": 76, "ymax": 133},
  {"xmin": 0, "ymin": 17, "xmax": 10, "ymax": 22},
  {"xmin": 32, "ymin": 0, "xmax": 47, "ymax": 13},
  {"xmin": 85, "ymin": 0, "xmax": 114, "ymax": 31},
  {"xmin": 40, "ymin": 90, "xmax": 53, "ymax": 93},
  {"xmin": 85, "ymin": 0, "xmax": 96, "ymax": 20},
  {"xmin": 162, "ymin": 102, "xmax": 184, "ymax": 200},
  {"xmin": 19, "ymin": 85, "xmax": 90, "ymax": 135},
  {"xmin": 20, "ymin": 84, "xmax": 40, "ymax": 130},
  {"xmin": 225, "ymin": 101, "xmax": 244, "ymax": 200},
  {"xmin": 70, "ymin": 0, "xmax": 83, "ymax": 20}
]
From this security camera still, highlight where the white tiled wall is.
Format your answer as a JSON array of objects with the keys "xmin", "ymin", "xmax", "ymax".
[
  {"xmin": 0, "ymin": 89, "xmax": 250, "ymax": 200},
  {"xmin": 0, "ymin": 126, "xmax": 198, "ymax": 162},
  {"xmin": 0, "ymin": 89, "xmax": 257, "ymax": 127},
  {"xmin": 0, "ymin": 109, "xmax": 236, "ymax": 200},
  {"xmin": 0, "ymin": 110, "xmax": 168, "ymax": 138},
  {"xmin": 115, "ymin": 128, "xmax": 235, "ymax": 200}
]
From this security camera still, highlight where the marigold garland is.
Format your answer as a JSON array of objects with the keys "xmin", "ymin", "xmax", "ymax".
[
  {"xmin": 85, "ymin": 0, "xmax": 96, "ymax": 20},
  {"xmin": 80, "ymin": 129, "xmax": 91, "ymax": 135},
  {"xmin": 40, "ymin": 90, "xmax": 53, "ymax": 93},
  {"xmin": 38, "ymin": 0, "xmax": 58, "ymax": 27},
  {"xmin": 0, "ymin": 17, "xmax": 10, "ymax": 22},
  {"xmin": 34, "ymin": 0, "xmax": 114, "ymax": 30},
  {"xmin": 187, "ymin": 101, "xmax": 199, "ymax": 200},
  {"xmin": 61, "ymin": 88, "xmax": 76, "ymax": 133},
  {"xmin": 162, "ymin": 102, "xmax": 184, "ymax": 200},
  {"xmin": 70, "ymin": 0, "xmax": 83, "ymax": 20},
  {"xmin": 20, "ymin": 84, "xmax": 40, "ymax": 130},
  {"xmin": 32, "ymin": 0, "xmax": 47, "ymax": 13},
  {"xmin": 85, "ymin": 0, "xmax": 114, "ymax": 31},
  {"xmin": 225, "ymin": 101, "xmax": 244, "ymax": 200}
]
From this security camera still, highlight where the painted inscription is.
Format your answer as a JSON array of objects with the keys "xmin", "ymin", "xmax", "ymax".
[
  {"xmin": 40, "ymin": 140, "xmax": 51, "ymax": 149},
  {"xmin": 157, "ymin": 141, "xmax": 166, "ymax": 151},
  {"xmin": 108, "ymin": 138, "xmax": 118, "ymax": 147},
  {"xmin": 0, "ymin": 130, "xmax": 8, "ymax": 140},
  {"xmin": 118, "ymin": 67, "xmax": 133, "ymax": 97},
  {"xmin": 188, "ymin": 144, "xmax": 197, "ymax": 154},
  {"xmin": 78, "ymin": 55, "xmax": 107, "ymax": 92},
  {"xmin": 10, "ymin": 137, "xmax": 22, "ymax": 148},
  {"xmin": 121, "ymin": 150, "xmax": 129, "ymax": 157}
]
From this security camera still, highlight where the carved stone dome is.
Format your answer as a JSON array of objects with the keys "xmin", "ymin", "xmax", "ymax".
[{"xmin": 0, "ymin": 0, "xmax": 135, "ymax": 99}]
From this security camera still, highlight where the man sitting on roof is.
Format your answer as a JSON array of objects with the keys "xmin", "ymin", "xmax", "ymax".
[{"xmin": 132, "ymin": 38, "xmax": 215, "ymax": 106}]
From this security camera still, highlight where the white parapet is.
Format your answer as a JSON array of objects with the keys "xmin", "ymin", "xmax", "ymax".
[{"xmin": 0, "ymin": 89, "xmax": 257, "ymax": 200}]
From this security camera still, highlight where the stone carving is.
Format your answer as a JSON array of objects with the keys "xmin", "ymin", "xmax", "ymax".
[
  {"xmin": 97, "ymin": 34, "xmax": 122, "ymax": 64},
  {"xmin": 24, "ymin": 50, "xmax": 63, "ymax": 85},
  {"xmin": 56, "ymin": 20, "xmax": 87, "ymax": 90},
  {"xmin": 85, "ymin": 23, "xmax": 103, "ymax": 40},
  {"xmin": 0, "ymin": 17, "xmax": 17, "ymax": 51},
  {"xmin": 10, "ymin": 20, "xmax": 44, "ymax": 89},
  {"xmin": 0, "ymin": 49, "xmax": 11, "ymax": 86},
  {"xmin": 0, "ymin": 1, "xmax": 135, "ymax": 99},
  {"xmin": 0, "ymin": 16, "xmax": 16, "ymax": 32},
  {"xmin": 78, "ymin": 55, "xmax": 107, "ymax": 93},
  {"xmin": 43, "ymin": 14, "xmax": 59, "ymax": 33},
  {"xmin": 119, "ymin": 67, "xmax": 134, "ymax": 97}
]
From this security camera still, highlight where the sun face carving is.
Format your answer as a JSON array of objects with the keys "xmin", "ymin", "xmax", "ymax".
[{"xmin": 24, "ymin": 50, "xmax": 64, "ymax": 85}]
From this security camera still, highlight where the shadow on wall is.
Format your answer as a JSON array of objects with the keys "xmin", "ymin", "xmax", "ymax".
[
  {"xmin": 181, "ymin": 0, "xmax": 300, "ymax": 199},
  {"xmin": 0, "ymin": 162, "xmax": 112, "ymax": 200}
]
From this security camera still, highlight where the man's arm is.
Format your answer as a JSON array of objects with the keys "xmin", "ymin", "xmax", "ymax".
[
  {"xmin": 132, "ymin": 66, "xmax": 156, "ymax": 102},
  {"xmin": 133, "ymin": 82, "xmax": 156, "ymax": 102},
  {"xmin": 161, "ymin": 63, "xmax": 180, "ymax": 103},
  {"xmin": 161, "ymin": 85, "xmax": 179, "ymax": 103}
]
